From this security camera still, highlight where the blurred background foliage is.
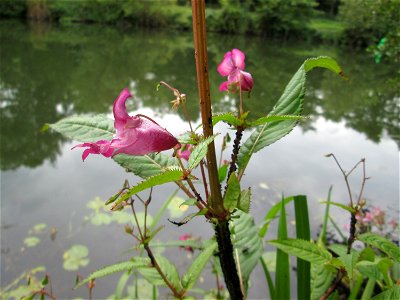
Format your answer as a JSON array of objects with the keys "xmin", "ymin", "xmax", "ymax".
[{"xmin": 0, "ymin": 0, "xmax": 398, "ymax": 63}]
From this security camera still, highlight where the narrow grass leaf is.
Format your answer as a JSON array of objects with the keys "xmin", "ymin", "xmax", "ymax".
[
  {"xmin": 317, "ymin": 185, "xmax": 333, "ymax": 247},
  {"xmin": 259, "ymin": 196, "xmax": 294, "ymax": 238}
]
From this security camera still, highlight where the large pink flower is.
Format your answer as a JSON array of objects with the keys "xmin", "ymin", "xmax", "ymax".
[
  {"xmin": 217, "ymin": 48, "xmax": 253, "ymax": 92},
  {"xmin": 73, "ymin": 88, "xmax": 178, "ymax": 161}
]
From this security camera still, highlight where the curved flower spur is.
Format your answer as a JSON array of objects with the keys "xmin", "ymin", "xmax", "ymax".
[{"xmin": 73, "ymin": 88, "xmax": 179, "ymax": 161}]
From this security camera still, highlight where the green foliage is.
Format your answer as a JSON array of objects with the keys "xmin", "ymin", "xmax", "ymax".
[
  {"xmin": 188, "ymin": 136, "xmax": 216, "ymax": 170},
  {"xmin": 47, "ymin": 114, "xmax": 114, "ymax": 142},
  {"xmin": 63, "ymin": 245, "xmax": 90, "ymax": 271},
  {"xmin": 182, "ymin": 240, "xmax": 217, "ymax": 289},
  {"xmin": 75, "ymin": 258, "xmax": 149, "ymax": 289},
  {"xmin": 112, "ymin": 169, "xmax": 184, "ymax": 207},
  {"xmin": 231, "ymin": 210, "xmax": 263, "ymax": 283},
  {"xmin": 269, "ymin": 238, "xmax": 332, "ymax": 264},
  {"xmin": 238, "ymin": 56, "xmax": 343, "ymax": 175},
  {"xmin": 339, "ymin": 0, "xmax": 400, "ymax": 62},
  {"xmin": 114, "ymin": 153, "xmax": 179, "ymax": 179},
  {"xmin": 371, "ymin": 284, "xmax": 400, "ymax": 300},
  {"xmin": 310, "ymin": 264, "xmax": 335, "ymax": 300},
  {"xmin": 223, "ymin": 173, "xmax": 240, "ymax": 212},
  {"xmin": 358, "ymin": 233, "xmax": 400, "ymax": 262},
  {"xmin": 23, "ymin": 237, "xmax": 40, "ymax": 248},
  {"xmin": 275, "ymin": 199, "xmax": 290, "ymax": 300},
  {"xmin": 238, "ymin": 188, "xmax": 251, "ymax": 213}
]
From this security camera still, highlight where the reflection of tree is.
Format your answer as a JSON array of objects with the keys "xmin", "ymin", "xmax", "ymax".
[{"xmin": 1, "ymin": 20, "xmax": 398, "ymax": 170}]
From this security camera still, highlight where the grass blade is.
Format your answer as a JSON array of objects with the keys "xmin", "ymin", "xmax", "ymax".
[
  {"xmin": 275, "ymin": 197, "xmax": 290, "ymax": 300},
  {"xmin": 318, "ymin": 185, "xmax": 332, "ymax": 247},
  {"xmin": 294, "ymin": 195, "xmax": 311, "ymax": 300}
]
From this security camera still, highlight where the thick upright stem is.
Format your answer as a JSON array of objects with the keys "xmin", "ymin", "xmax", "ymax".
[
  {"xmin": 191, "ymin": 0, "xmax": 224, "ymax": 215},
  {"xmin": 191, "ymin": 2, "xmax": 244, "ymax": 299}
]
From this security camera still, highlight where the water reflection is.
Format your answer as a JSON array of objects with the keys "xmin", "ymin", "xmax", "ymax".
[{"xmin": 0, "ymin": 20, "xmax": 398, "ymax": 170}]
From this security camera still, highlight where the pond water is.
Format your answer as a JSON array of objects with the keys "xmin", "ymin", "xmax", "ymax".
[{"xmin": 1, "ymin": 20, "xmax": 399, "ymax": 299}]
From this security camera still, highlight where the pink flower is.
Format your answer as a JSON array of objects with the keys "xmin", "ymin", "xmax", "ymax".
[
  {"xmin": 217, "ymin": 48, "xmax": 253, "ymax": 92},
  {"xmin": 179, "ymin": 234, "xmax": 193, "ymax": 252},
  {"xmin": 73, "ymin": 89, "xmax": 178, "ymax": 161},
  {"xmin": 176, "ymin": 144, "xmax": 193, "ymax": 161}
]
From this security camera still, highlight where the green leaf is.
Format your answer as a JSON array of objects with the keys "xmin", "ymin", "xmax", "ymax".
[
  {"xmin": 310, "ymin": 264, "xmax": 335, "ymax": 300},
  {"xmin": 188, "ymin": 136, "xmax": 216, "ymax": 170},
  {"xmin": 223, "ymin": 173, "xmax": 240, "ymax": 212},
  {"xmin": 269, "ymin": 239, "xmax": 332, "ymax": 264},
  {"xmin": 329, "ymin": 244, "xmax": 359, "ymax": 257},
  {"xmin": 115, "ymin": 169, "xmax": 183, "ymax": 207},
  {"xmin": 138, "ymin": 255, "xmax": 181, "ymax": 290},
  {"xmin": 259, "ymin": 195, "xmax": 295, "ymax": 238},
  {"xmin": 275, "ymin": 199, "xmax": 290, "ymax": 300},
  {"xmin": 356, "ymin": 261, "xmax": 383, "ymax": 280},
  {"xmin": 48, "ymin": 114, "xmax": 114, "ymax": 142},
  {"xmin": 167, "ymin": 196, "xmax": 189, "ymax": 219},
  {"xmin": 113, "ymin": 272, "xmax": 130, "ymax": 300},
  {"xmin": 338, "ymin": 252, "xmax": 359, "ymax": 280},
  {"xmin": 24, "ymin": 236, "xmax": 40, "ymax": 247},
  {"xmin": 371, "ymin": 284, "xmax": 400, "ymax": 300},
  {"xmin": 260, "ymin": 252, "xmax": 276, "ymax": 299},
  {"xmin": 231, "ymin": 210, "xmax": 263, "ymax": 282},
  {"xmin": 63, "ymin": 245, "xmax": 90, "ymax": 271},
  {"xmin": 238, "ymin": 56, "xmax": 344, "ymax": 174},
  {"xmin": 294, "ymin": 195, "xmax": 311, "ymax": 300},
  {"xmin": 75, "ymin": 258, "xmax": 149, "ymax": 289},
  {"xmin": 180, "ymin": 198, "xmax": 197, "ymax": 207},
  {"xmin": 358, "ymin": 233, "xmax": 400, "ymax": 262},
  {"xmin": 182, "ymin": 240, "xmax": 217, "ymax": 289},
  {"xmin": 168, "ymin": 209, "xmax": 207, "ymax": 226},
  {"xmin": 248, "ymin": 114, "xmax": 308, "ymax": 127},
  {"xmin": 319, "ymin": 201, "xmax": 355, "ymax": 213},
  {"xmin": 218, "ymin": 164, "xmax": 228, "ymax": 183},
  {"xmin": 359, "ymin": 247, "xmax": 376, "ymax": 262},
  {"xmin": 113, "ymin": 153, "xmax": 179, "ymax": 179},
  {"xmin": 212, "ymin": 112, "xmax": 243, "ymax": 127},
  {"xmin": 41, "ymin": 275, "xmax": 48, "ymax": 286},
  {"xmin": 317, "ymin": 186, "xmax": 333, "ymax": 247},
  {"xmin": 238, "ymin": 188, "xmax": 251, "ymax": 213}
]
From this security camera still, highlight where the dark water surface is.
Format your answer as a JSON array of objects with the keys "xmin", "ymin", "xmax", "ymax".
[{"xmin": 1, "ymin": 20, "xmax": 398, "ymax": 299}]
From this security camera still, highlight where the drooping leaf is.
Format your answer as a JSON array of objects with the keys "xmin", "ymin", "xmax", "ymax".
[
  {"xmin": 223, "ymin": 173, "xmax": 240, "ymax": 212},
  {"xmin": 47, "ymin": 114, "xmax": 114, "ymax": 142},
  {"xmin": 231, "ymin": 210, "xmax": 263, "ymax": 282},
  {"xmin": 310, "ymin": 264, "xmax": 335, "ymax": 300},
  {"xmin": 269, "ymin": 239, "xmax": 332, "ymax": 264},
  {"xmin": 113, "ymin": 153, "xmax": 179, "ymax": 179},
  {"xmin": 238, "ymin": 57, "xmax": 344, "ymax": 174},
  {"xmin": 138, "ymin": 255, "xmax": 181, "ymax": 291},
  {"xmin": 75, "ymin": 258, "xmax": 149, "ymax": 289},
  {"xmin": 275, "ymin": 199, "xmax": 290, "ymax": 300},
  {"xmin": 182, "ymin": 240, "xmax": 217, "ymax": 289},
  {"xmin": 188, "ymin": 136, "xmax": 216, "ymax": 170},
  {"xmin": 114, "ymin": 169, "xmax": 183, "ymax": 207},
  {"xmin": 358, "ymin": 233, "xmax": 400, "ymax": 262},
  {"xmin": 238, "ymin": 188, "xmax": 251, "ymax": 213}
]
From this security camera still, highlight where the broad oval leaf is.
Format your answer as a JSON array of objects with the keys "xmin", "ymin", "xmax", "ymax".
[
  {"xmin": 310, "ymin": 263, "xmax": 335, "ymax": 300},
  {"xmin": 238, "ymin": 57, "xmax": 344, "ymax": 174},
  {"xmin": 113, "ymin": 153, "xmax": 179, "ymax": 179},
  {"xmin": 223, "ymin": 173, "xmax": 240, "ymax": 212},
  {"xmin": 47, "ymin": 114, "xmax": 114, "ymax": 142},
  {"xmin": 269, "ymin": 238, "xmax": 332, "ymax": 264},
  {"xmin": 358, "ymin": 232, "xmax": 400, "ymax": 262}
]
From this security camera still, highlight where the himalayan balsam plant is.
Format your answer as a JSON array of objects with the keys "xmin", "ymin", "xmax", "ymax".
[{"xmin": 45, "ymin": 1, "xmax": 399, "ymax": 300}]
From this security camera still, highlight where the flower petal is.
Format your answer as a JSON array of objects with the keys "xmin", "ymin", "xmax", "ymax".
[
  {"xmin": 219, "ymin": 81, "xmax": 229, "ymax": 92},
  {"xmin": 113, "ymin": 88, "xmax": 132, "ymax": 132},
  {"xmin": 217, "ymin": 51, "xmax": 235, "ymax": 77},
  {"xmin": 111, "ymin": 115, "xmax": 178, "ymax": 156},
  {"xmin": 240, "ymin": 70, "xmax": 254, "ymax": 91},
  {"xmin": 231, "ymin": 49, "xmax": 245, "ymax": 70}
]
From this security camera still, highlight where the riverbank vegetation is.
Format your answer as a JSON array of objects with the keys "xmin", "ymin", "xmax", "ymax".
[{"xmin": 1, "ymin": 0, "xmax": 398, "ymax": 62}]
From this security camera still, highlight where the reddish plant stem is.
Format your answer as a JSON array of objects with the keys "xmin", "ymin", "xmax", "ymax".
[{"xmin": 191, "ymin": 2, "xmax": 244, "ymax": 299}]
